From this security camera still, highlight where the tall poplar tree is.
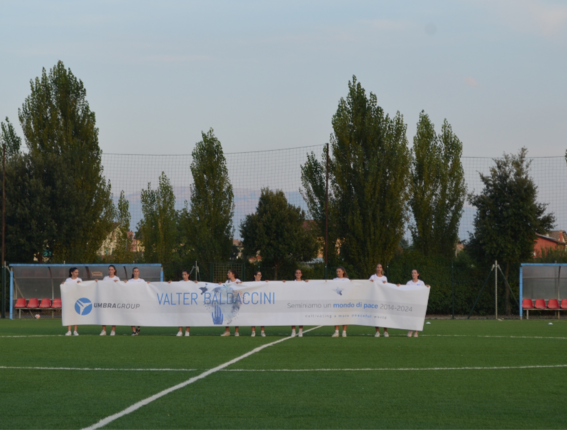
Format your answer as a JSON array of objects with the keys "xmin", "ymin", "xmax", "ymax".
[
  {"xmin": 16, "ymin": 61, "xmax": 114, "ymax": 261},
  {"xmin": 468, "ymin": 148, "xmax": 555, "ymax": 314},
  {"xmin": 181, "ymin": 129, "xmax": 234, "ymax": 263},
  {"xmin": 302, "ymin": 76, "xmax": 411, "ymax": 277},
  {"xmin": 137, "ymin": 173, "xmax": 178, "ymax": 265},
  {"xmin": 410, "ymin": 111, "xmax": 465, "ymax": 257},
  {"xmin": 111, "ymin": 191, "xmax": 135, "ymax": 263}
]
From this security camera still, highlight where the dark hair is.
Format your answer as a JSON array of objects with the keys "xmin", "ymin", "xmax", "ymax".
[
  {"xmin": 108, "ymin": 265, "xmax": 117, "ymax": 274},
  {"xmin": 181, "ymin": 269, "xmax": 189, "ymax": 275},
  {"xmin": 228, "ymin": 269, "xmax": 239, "ymax": 280},
  {"xmin": 69, "ymin": 267, "xmax": 78, "ymax": 278},
  {"xmin": 412, "ymin": 269, "xmax": 420, "ymax": 277},
  {"xmin": 336, "ymin": 266, "xmax": 348, "ymax": 278},
  {"xmin": 254, "ymin": 270, "xmax": 261, "ymax": 276},
  {"xmin": 131, "ymin": 267, "xmax": 139, "ymax": 279}
]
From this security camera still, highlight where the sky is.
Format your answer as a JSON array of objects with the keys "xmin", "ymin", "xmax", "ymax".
[{"xmin": 1, "ymin": 0, "xmax": 566, "ymax": 157}]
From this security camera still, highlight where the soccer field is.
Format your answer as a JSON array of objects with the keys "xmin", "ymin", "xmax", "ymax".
[{"xmin": 1, "ymin": 319, "xmax": 566, "ymax": 429}]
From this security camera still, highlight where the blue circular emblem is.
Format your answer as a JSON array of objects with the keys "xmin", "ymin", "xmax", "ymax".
[{"xmin": 75, "ymin": 298, "xmax": 93, "ymax": 315}]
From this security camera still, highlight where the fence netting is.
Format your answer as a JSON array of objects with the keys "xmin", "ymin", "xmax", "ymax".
[{"xmin": 100, "ymin": 149, "xmax": 567, "ymax": 243}]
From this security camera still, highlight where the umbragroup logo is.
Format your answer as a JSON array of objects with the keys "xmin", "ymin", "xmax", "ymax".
[{"xmin": 75, "ymin": 298, "xmax": 93, "ymax": 315}]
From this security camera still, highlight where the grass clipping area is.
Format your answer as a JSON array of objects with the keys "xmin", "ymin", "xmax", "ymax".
[{"xmin": 1, "ymin": 319, "xmax": 566, "ymax": 429}]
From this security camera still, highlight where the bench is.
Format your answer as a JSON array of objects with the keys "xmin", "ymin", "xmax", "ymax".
[{"xmin": 523, "ymin": 298, "xmax": 567, "ymax": 319}]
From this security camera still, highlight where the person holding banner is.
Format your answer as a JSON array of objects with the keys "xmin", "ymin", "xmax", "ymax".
[
  {"xmin": 285, "ymin": 269, "xmax": 308, "ymax": 337},
  {"xmin": 64, "ymin": 268, "xmax": 82, "ymax": 336},
  {"xmin": 125, "ymin": 267, "xmax": 149, "ymax": 336},
  {"xmin": 398, "ymin": 269, "xmax": 430, "ymax": 338},
  {"xmin": 369, "ymin": 264, "xmax": 389, "ymax": 338},
  {"xmin": 100, "ymin": 265, "xmax": 120, "ymax": 336},
  {"xmin": 169, "ymin": 270, "xmax": 194, "ymax": 337},
  {"xmin": 220, "ymin": 269, "xmax": 241, "ymax": 337},
  {"xmin": 251, "ymin": 270, "xmax": 266, "ymax": 337},
  {"xmin": 332, "ymin": 267, "xmax": 350, "ymax": 338}
]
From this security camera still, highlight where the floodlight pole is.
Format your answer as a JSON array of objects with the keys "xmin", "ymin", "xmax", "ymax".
[
  {"xmin": 495, "ymin": 260, "xmax": 498, "ymax": 320},
  {"xmin": 1, "ymin": 144, "xmax": 5, "ymax": 319}
]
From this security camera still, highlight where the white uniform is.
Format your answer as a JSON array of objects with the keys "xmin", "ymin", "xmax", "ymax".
[
  {"xmin": 369, "ymin": 274, "xmax": 388, "ymax": 283},
  {"xmin": 333, "ymin": 277, "xmax": 350, "ymax": 281},
  {"xmin": 226, "ymin": 279, "xmax": 241, "ymax": 283},
  {"xmin": 64, "ymin": 277, "xmax": 82, "ymax": 283},
  {"xmin": 406, "ymin": 280, "xmax": 425, "ymax": 287},
  {"xmin": 128, "ymin": 278, "xmax": 146, "ymax": 283},
  {"xmin": 103, "ymin": 275, "xmax": 120, "ymax": 282}
]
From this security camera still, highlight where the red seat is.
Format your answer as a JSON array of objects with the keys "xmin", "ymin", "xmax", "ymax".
[
  {"xmin": 52, "ymin": 298, "xmax": 62, "ymax": 309},
  {"xmin": 39, "ymin": 298, "xmax": 52, "ymax": 308},
  {"xmin": 548, "ymin": 299, "xmax": 560, "ymax": 309},
  {"xmin": 561, "ymin": 299, "xmax": 567, "ymax": 310},
  {"xmin": 14, "ymin": 298, "xmax": 27, "ymax": 308},
  {"xmin": 534, "ymin": 299, "xmax": 547, "ymax": 309},
  {"xmin": 522, "ymin": 298, "xmax": 534, "ymax": 309},
  {"xmin": 26, "ymin": 298, "xmax": 39, "ymax": 308}
]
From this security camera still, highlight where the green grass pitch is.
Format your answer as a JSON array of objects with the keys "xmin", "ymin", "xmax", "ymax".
[{"xmin": 1, "ymin": 318, "xmax": 566, "ymax": 429}]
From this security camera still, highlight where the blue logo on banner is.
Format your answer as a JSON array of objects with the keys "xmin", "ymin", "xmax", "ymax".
[
  {"xmin": 75, "ymin": 298, "xmax": 93, "ymax": 315},
  {"xmin": 212, "ymin": 304, "xmax": 224, "ymax": 325}
]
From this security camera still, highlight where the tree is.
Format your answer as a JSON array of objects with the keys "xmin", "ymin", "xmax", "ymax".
[
  {"xmin": 301, "ymin": 147, "xmax": 340, "ymax": 266},
  {"xmin": 409, "ymin": 111, "xmax": 465, "ymax": 257},
  {"xmin": 0, "ymin": 62, "xmax": 114, "ymax": 262},
  {"xmin": 137, "ymin": 172, "xmax": 177, "ymax": 265},
  {"xmin": 180, "ymin": 129, "xmax": 234, "ymax": 264},
  {"xmin": 0, "ymin": 153, "xmax": 54, "ymax": 262},
  {"xmin": 301, "ymin": 76, "xmax": 411, "ymax": 277},
  {"xmin": 0, "ymin": 118, "xmax": 22, "ymax": 158},
  {"xmin": 468, "ymin": 148, "xmax": 555, "ymax": 314},
  {"xmin": 1, "ymin": 118, "xmax": 51, "ymax": 262},
  {"xmin": 240, "ymin": 188, "xmax": 318, "ymax": 279},
  {"xmin": 14, "ymin": 61, "xmax": 115, "ymax": 262},
  {"xmin": 105, "ymin": 191, "xmax": 135, "ymax": 263}
]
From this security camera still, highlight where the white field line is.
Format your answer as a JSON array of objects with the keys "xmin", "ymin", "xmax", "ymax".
[
  {"xmin": 422, "ymin": 335, "xmax": 567, "ymax": 340},
  {"xmin": 2, "ymin": 363, "xmax": 565, "ymax": 374},
  {"xmin": 0, "ymin": 366, "xmax": 196, "ymax": 372},
  {"xmin": 82, "ymin": 325, "xmax": 323, "ymax": 430},
  {"xmin": 223, "ymin": 364, "xmax": 567, "ymax": 372},
  {"xmin": 0, "ymin": 335, "xmax": 64, "ymax": 338}
]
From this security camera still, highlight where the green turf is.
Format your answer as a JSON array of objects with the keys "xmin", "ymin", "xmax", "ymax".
[{"xmin": 1, "ymin": 319, "xmax": 566, "ymax": 429}]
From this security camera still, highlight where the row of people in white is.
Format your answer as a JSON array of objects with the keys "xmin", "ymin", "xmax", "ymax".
[
  {"xmin": 220, "ymin": 268, "xmax": 308, "ymax": 337},
  {"xmin": 63, "ymin": 266, "xmax": 149, "ymax": 336},
  {"xmin": 63, "ymin": 264, "xmax": 429, "ymax": 337},
  {"xmin": 368, "ymin": 264, "xmax": 429, "ymax": 338}
]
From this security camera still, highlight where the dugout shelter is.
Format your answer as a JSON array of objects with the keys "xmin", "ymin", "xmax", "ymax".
[
  {"xmin": 520, "ymin": 263, "xmax": 567, "ymax": 319},
  {"xmin": 9, "ymin": 264, "xmax": 162, "ymax": 319}
]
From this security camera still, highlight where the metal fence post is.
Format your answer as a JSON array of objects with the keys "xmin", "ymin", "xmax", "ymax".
[
  {"xmin": 451, "ymin": 260, "xmax": 455, "ymax": 319},
  {"xmin": 495, "ymin": 260, "xmax": 498, "ymax": 320}
]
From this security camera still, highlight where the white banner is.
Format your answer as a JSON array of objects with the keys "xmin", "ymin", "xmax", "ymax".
[{"xmin": 61, "ymin": 280, "xmax": 430, "ymax": 331}]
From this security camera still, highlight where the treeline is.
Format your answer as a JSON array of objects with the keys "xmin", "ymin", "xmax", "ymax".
[
  {"xmin": 301, "ymin": 77, "xmax": 554, "ymax": 315},
  {"xmin": 0, "ymin": 64, "xmax": 557, "ymax": 315}
]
